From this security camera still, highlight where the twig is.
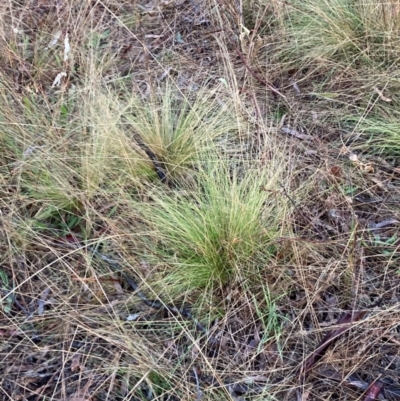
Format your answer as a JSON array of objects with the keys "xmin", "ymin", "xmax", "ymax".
[
  {"xmin": 279, "ymin": 182, "xmax": 326, "ymax": 238},
  {"xmin": 233, "ymin": 47, "xmax": 288, "ymax": 102},
  {"xmin": 362, "ymin": 380, "xmax": 385, "ymax": 401}
]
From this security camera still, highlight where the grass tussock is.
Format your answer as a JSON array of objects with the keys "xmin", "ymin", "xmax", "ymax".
[
  {"xmin": 137, "ymin": 153, "xmax": 289, "ymax": 296},
  {"xmin": 125, "ymin": 83, "xmax": 240, "ymax": 181},
  {"xmin": 0, "ymin": 1, "xmax": 399, "ymax": 401},
  {"xmin": 0, "ymin": 82, "xmax": 155, "ymax": 224},
  {"xmin": 281, "ymin": 0, "xmax": 400, "ymax": 69},
  {"xmin": 344, "ymin": 112, "xmax": 400, "ymax": 156}
]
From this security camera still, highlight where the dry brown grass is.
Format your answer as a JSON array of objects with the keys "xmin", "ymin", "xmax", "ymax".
[{"xmin": 0, "ymin": 1, "xmax": 399, "ymax": 401}]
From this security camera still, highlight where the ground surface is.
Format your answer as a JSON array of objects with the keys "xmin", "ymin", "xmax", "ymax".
[{"xmin": 0, "ymin": 1, "xmax": 399, "ymax": 401}]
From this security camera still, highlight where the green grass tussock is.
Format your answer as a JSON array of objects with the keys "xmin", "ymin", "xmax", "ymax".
[
  {"xmin": 281, "ymin": 0, "xmax": 400, "ymax": 69},
  {"xmin": 344, "ymin": 113, "xmax": 400, "ymax": 156},
  {"xmin": 125, "ymin": 83, "xmax": 240, "ymax": 181},
  {"xmin": 136, "ymin": 153, "xmax": 288, "ymax": 296}
]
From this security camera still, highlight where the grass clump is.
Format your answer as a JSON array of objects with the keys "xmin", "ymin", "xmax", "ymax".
[
  {"xmin": 345, "ymin": 114, "xmax": 400, "ymax": 156},
  {"xmin": 280, "ymin": 0, "xmax": 400, "ymax": 69},
  {"xmin": 125, "ymin": 83, "xmax": 239, "ymax": 182},
  {"xmin": 138, "ymin": 154, "xmax": 287, "ymax": 296},
  {"xmin": 0, "ymin": 80, "xmax": 156, "ymax": 222}
]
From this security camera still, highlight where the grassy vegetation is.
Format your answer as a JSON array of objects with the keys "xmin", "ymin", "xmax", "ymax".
[
  {"xmin": 136, "ymin": 153, "xmax": 288, "ymax": 296},
  {"xmin": 0, "ymin": 0, "xmax": 399, "ymax": 400},
  {"xmin": 280, "ymin": 0, "xmax": 400, "ymax": 68}
]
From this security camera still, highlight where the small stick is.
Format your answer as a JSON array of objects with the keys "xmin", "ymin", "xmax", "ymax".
[
  {"xmin": 234, "ymin": 47, "xmax": 288, "ymax": 102},
  {"xmin": 279, "ymin": 182, "xmax": 326, "ymax": 238}
]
